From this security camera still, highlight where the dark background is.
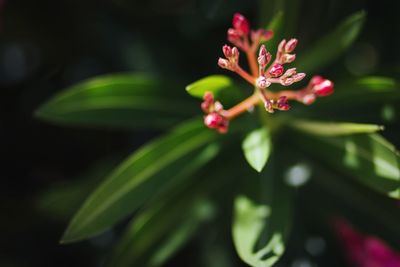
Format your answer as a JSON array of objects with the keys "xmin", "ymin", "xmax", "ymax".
[{"xmin": 1, "ymin": 0, "xmax": 399, "ymax": 266}]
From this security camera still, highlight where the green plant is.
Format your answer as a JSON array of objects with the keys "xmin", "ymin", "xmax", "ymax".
[{"xmin": 36, "ymin": 9, "xmax": 399, "ymax": 267}]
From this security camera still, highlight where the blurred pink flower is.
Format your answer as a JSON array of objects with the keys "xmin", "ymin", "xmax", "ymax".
[{"xmin": 334, "ymin": 218, "xmax": 400, "ymax": 267}]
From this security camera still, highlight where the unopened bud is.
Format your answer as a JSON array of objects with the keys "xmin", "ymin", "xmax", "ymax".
[
  {"xmin": 276, "ymin": 96, "xmax": 290, "ymax": 110},
  {"xmin": 214, "ymin": 101, "xmax": 224, "ymax": 112},
  {"xmin": 203, "ymin": 91, "xmax": 214, "ymax": 102},
  {"xmin": 280, "ymin": 77, "xmax": 294, "ymax": 86},
  {"xmin": 314, "ymin": 79, "xmax": 334, "ymax": 96},
  {"xmin": 260, "ymin": 29, "xmax": 274, "ymax": 42},
  {"xmin": 227, "ymin": 28, "xmax": 240, "ymax": 44},
  {"xmin": 309, "ymin": 75, "xmax": 325, "ymax": 86},
  {"xmin": 232, "ymin": 13, "xmax": 250, "ymax": 35},
  {"xmin": 285, "ymin": 38, "xmax": 298, "ymax": 53},
  {"xmin": 284, "ymin": 68, "xmax": 297, "ymax": 77},
  {"xmin": 217, "ymin": 121, "xmax": 229, "ymax": 134},
  {"xmin": 222, "ymin": 44, "xmax": 232, "ymax": 58},
  {"xmin": 301, "ymin": 94, "xmax": 316, "ymax": 105},
  {"xmin": 257, "ymin": 45, "xmax": 271, "ymax": 68},
  {"xmin": 204, "ymin": 113, "xmax": 223, "ymax": 129},
  {"xmin": 269, "ymin": 64, "xmax": 284, "ymax": 77},
  {"xmin": 201, "ymin": 91, "xmax": 214, "ymax": 113},
  {"xmin": 231, "ymin": 47, "xmax": 239, "ymax": 62},
  {"xmin": 256, "ymin": 76, "xmax": 271, "ymax": 89},
  {"xmin": 264, "ymin": 99, "xmax": 274, "ymax": 113},
  {"xmin": 282, "ymin": 53, "xmax": 296, "ymax": 63},
  {"xmin": 292, "ymin": 73, "xmax": 306, "ymax": 82},
  {"xmin": 218, "ymin": 58, "xmax": 229, "ymax": 69},
  {"xmin": 278, "ymin": 39, "xmax": 287, "ymax": 53}
]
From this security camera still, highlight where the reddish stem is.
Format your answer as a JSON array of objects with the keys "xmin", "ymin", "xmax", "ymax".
[
  {"xmin": 235, "ymin": 66, "xmax": 256, "ymax": 85},
  {"xmin": 222, "ymin": 93, "xmax": 260, "ymax": 120},
  {"xmin": 246, "ymin": 50, "xmax": 259, "ymax": 77}
]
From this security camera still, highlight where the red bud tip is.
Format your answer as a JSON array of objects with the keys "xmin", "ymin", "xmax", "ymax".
[
  {"xmin": 204, "ymin": 113, "xmax": 229, "ymax": 133},
  {"xmin": 310, "ymin": 75, "xmax": 324, "ymax": 86},
  {"xmin": 222, "ymin": 44, "xmax": 232, "ymax": 58},
  {"xmin": 204, "ymin": 113, "xmax": 223, "ymax": 128},
  {"xmin": 314, "ymin": 79, "xmax": 334, "ymax": 96},
  {"xmin": 285, "ymin": 38, "xmax": 298, "ymax": 53},
  {"xmin": 277, "ymin": 96, "xmax": 290, "ymax": 110},
  {"xmin": 232, "ymin": 13, "xmax": 250, "ymax": 35},
  {"xmin": 269, "ymin": 64, "xmax": 284, "ymax": 77}
]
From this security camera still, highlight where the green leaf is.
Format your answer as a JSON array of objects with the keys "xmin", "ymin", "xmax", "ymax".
[
  {"xmin": 233, "ymin": 152, "xmax": 294, "ymax": 267},
  {"xmin": 108, "ymin": 195, "xmax": 215, "ymax": 267},
  {"xmin": 291, "ymin": 132, "xmax": 400, "ymax": 199},
  {"xmin": 186, "ymin": 75, "xmax": 232, "ymax": 98},
  {"xmin": 61, "ymin": 119, "xmax": 220, "ymax": 243},
  {"xmin": 296, "ymin": 10, "xmax": 366, "ymax": 73},
  {"xmin": 36, "ymin": 73, "xmax": 197, "ymax": 130},
  {"xmin": 232, "ymin": 195, "xmax": 289, "ymax": 267},
  {"xmin": 265, "ymin": 11, "xmax": 283, "ymax": 32},
  {"xmin": 185, "ymin": 75, "xmax": 242, "ymax": 104},
  {"xmin": 290, "ymin": 120, "xmax": 384, "ymax": 136},
  {"xmin": 242, "ymin": 127, "xmax": 271, "ymax": 172}
]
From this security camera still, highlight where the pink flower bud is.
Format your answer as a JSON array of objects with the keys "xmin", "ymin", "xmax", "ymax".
[
  {"xmin": 217, "ymin": 120, "xmax": 229, "ymax": 134},
  {"xmin": 282, "ymin": 53, "xmax": 296, "ymax": 63},
  {"xmin": 301, "ymin": 94, "xmax": 316, "ymax": 105},
  {"xmin": 309, "ymin": 75, "xmax": 325, "ymax": 86},
  {"xmin": 314, "ymin": 79, "xmax": 334, "ymax": 96},
  {"xmin": 251, "ymin": 29, "xmax": 274, "ymax": 43},
  {"xmin": 257, "ymin": 45, "xmax": 271, "ymax": 68},
  {"xmin": 227, "ymin": 28, "xmax": 240, "ymax": 44},
  {"xmin": 269, "ymin": 63, "xmax": 284, "ymax": 77},
  {"xmin": 285, "ymin": 38, "xmax": 298, "ymax": 53},
  {"xmin": 276, "ymin": 96, "xmax": 290, "ymax": 110},
  {"xmin": 284, "ymin": 68, "xmax": 297, "ymax": 77},
  {"xmin": 201, "ymin": 92, "xmax": 214, "ymax": 112},
  {"xmin": 204, "ymin": 113, "xmax": 223, "ymax": 129},
  {"xmin": 203, "ymin": 91, "xmax": 214, "ymax": 102},
  {"xmin": 231, "ymin": 47, "xmax": 239, "ymax": 62},
  {"xmin": 256, "ymin": 76, "xmax": 271, "ymax": 89},
  {"xmin": 260, "ymin": 29, "xmax": 274, "ymax": 42},
  {"xmin": 232, "ymin": 13, "xmax": 250, "ymax": 35},
  {"xmin": 292, "ymin": 73, "xmax": 306, "ymax": 82},
  {"xmin": 222, "ymin": 44, "xmax": 232, "ymax": 58},
  {"xmin": 214, "ymin": 101, "xmax": 224, "ymax": 112},
  {"xmin": 280, "ymin": 77, "xmax": 294, "ymax": 86},
  {"xmin": 278, "ymin": 39, "xmax": 286, "ymax": 53},
  {"xmin": 264, "ymin": 99, "xmax": 274, "ymax": 113},
  {"xmin": 218, "ymin": 58, "xmax": 229, "ymax": 69},
  {"xmin": 259, "ymin": 44, "xmax": 267, "ymax": 57}
]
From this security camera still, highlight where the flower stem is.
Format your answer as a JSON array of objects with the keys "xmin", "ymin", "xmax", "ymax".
[
  {"xmin": 222, "ymin": 93, "xmax": 260, "ymax": 119},
  {"xmin": 246, "ymin": 50, "xmax": 259, "ymax": 77},
  {"xmin": 235, "ymin": 66, "xmax": 255, "ymax": 85}
]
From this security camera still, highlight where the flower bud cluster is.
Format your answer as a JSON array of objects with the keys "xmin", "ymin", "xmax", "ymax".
[
  {"xmin": 218, "ymin": 45, "xmax": 240, "ymax": 71},
  {"xmin": 201, "ymin": 92, "xmax": 229, "ymax": 133},
  {"xmin": 201, "ymin": 13, "xmax": 334, "ymax": 133}
]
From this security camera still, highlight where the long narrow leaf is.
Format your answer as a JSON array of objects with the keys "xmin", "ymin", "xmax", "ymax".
[
  {"xmin": 36, "ymin": 73, "xmax": 197, "ymax": 129},
  {"xmin": 61, "ymin": 119, "xmax": 219, "ymax": 243},
  {"xmin": 291, "ymin": 132, "xmax": 400, "ymax": 199},
  {"xmin": 296, "ymin": 11, "xmax": 366, "ymax": 73},
  {"xmin": 290, "ymin": 120, "xmax": 383, "ymax": 136}
]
